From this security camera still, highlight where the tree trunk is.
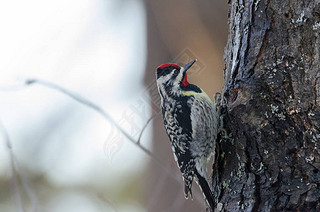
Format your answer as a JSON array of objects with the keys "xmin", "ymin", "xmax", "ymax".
[{"xmin": 213, "ymin": 0, "xmax": 320, "ymax": 211}]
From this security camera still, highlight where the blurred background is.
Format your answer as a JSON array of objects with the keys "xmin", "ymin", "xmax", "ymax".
[{"xmin": 0, "ymin": 0, "xmax": 227, "ymax": 211}]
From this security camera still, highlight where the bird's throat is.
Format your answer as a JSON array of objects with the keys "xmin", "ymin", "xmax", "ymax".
[{"xmin": 181, "ymin": 74, "xmax": 189, "ymax": 87}]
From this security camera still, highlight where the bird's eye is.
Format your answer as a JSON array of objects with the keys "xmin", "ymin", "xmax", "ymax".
[
  {"xmin": 174, "ymin": 69, "xmax": 179, "ymax": 76},
  {"xmin": 170, "ymin": 69, "xmax": 180, "ymax": 80}
]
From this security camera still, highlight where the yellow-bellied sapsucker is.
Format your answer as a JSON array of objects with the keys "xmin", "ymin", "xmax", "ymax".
[{"xmin": 155, "ymin": 59, "xmax": 218, "ymax": 210}]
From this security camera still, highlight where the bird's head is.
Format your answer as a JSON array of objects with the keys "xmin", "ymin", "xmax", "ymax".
[{"xmin": 155, "ymin": 60, "xmax": 197, "ymax": 94}]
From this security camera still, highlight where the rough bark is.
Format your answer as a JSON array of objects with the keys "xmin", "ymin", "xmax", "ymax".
[{"xmin": 213, "ymin": 0, "xmax": 320, "ymax": 211}]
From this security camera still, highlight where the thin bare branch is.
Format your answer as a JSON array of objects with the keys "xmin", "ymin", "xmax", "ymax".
[
  {"xmin": 24, "ymin": 79, "xmax": 181, "ymax": 179},
  {"xmin": 96, "ymin": 193, "xmax": 120, "ymax": 212},
  {"xmin": 0, "ymin": 120, "xmax": 24, "ymax": 212},
  {"xmin": 26, "ymin": 78, "xmax": 158, "ymax": 158},
  {"xmin": 18, "ymin": 163, "xmax": 39, "ymax": 212},
  {"xmin": 137, "ymin": 113, "xmax": 159, "ymax": 145},
  {"xmin": 22, "ymin": 78, "xmax": 205, "ymax": 205}
]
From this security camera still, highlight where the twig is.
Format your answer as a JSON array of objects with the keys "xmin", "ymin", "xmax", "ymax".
[
  {"xmin": 137, "ymin": 113, "xmax": 159, "ymax": 144},
  {"xmin": 18, "ymin": 163, "xmax": 39, "ymax": 212},
  {"xmin": 24, "ymin": 78, "xmax": 205, "ymax": 205},
  {"xmin": 0, "ymin": 120, "xmax": 24, "ymax": 212},
  {"xmin": 96, "ymin": 193, "xmax": 120, "ymax": 212},
  {"xmin": 25, "ymin": 79, "xmax": 179, "ymax": 177},
  {"xmin": 26, "ymin": 78, "xmax": 157, "ymax": 160}
]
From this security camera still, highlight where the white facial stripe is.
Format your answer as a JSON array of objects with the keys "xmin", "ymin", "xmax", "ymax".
[{"xmin": 175, "ymin": 67, "xmax": 184, "ymax": 85}]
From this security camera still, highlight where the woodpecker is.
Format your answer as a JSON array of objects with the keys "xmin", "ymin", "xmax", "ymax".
[{"xmin": 155, "ymin": 59, "xmax": 218, "ymax": 210}]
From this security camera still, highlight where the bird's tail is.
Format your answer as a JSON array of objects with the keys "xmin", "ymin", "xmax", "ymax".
[{"xmin": 195, "ymin": 169, "xmax": 215, "ymax": 211}]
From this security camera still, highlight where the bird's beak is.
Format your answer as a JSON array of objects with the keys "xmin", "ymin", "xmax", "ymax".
[{"xmin": 182, "ymin": 59, "xmax": 197, "ymax": 73}]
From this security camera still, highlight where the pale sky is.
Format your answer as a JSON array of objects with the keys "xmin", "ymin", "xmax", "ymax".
[{"xmin": 0, "ymin": 0, "xmax": 149, "ymax": 211}]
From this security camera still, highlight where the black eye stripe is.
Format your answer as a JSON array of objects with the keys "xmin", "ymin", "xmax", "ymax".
[
  {"xmin": 156, "ymin": 67, "xmax": 180, "ymax": 79},
  {"xmin": 156, "ymin": 68, "xmax": 170, "ymax": 79}
]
